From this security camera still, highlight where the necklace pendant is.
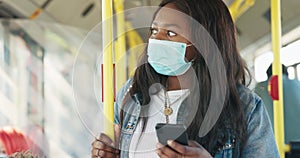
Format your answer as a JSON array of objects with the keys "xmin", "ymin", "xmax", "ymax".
[{"xmin": 164, "ymin": 107, "xmax": 173, "ymax": 116}]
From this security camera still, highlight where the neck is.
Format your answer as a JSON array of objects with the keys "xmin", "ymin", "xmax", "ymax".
[
  {"xmin": 167, "ymin": 76, "xmax": 181, "ymax": 90},
  {"xmin": 167, "ymin": 68, "xmax": 193, "ymax": 91}
]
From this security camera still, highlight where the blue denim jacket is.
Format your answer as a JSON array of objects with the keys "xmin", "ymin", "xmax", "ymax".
[{"xmin": 114, "ymin": 80, "xmax": 279, "ymax": 158}]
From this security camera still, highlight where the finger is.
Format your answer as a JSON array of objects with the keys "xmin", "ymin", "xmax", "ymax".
[
  {"xmin": 156, "ymin": 143, "xmax": 180, "ymax": 158},
  {"xmin": 156, "ymin": 147, "xmax": 163, "ymax": 157},
  {"xmin": 99, "ymin": 149, "xmax": 119, "ymax": 158},
  {"xmin": 171, "ymin": 140, "xmax": 213, "ymax": 157},
  {"xmin": 167, "ymin": 140, "xmax": 199, "ymax": 156},
  {"xmin": 167, "ymin": 140, "xmax": 188, "ymax": 154},
  {"xmin": 91, "ymin": 148, "xmax": 100, "ymax": 157},
  {"xmin": 187, "ymin": 140, "xmax": 209, "ymax": 154},
  {"xmin": 98, "ymin": 133, "xmax": 114, "ymax": 146},
  {"xmin": 156, "ymin": 146, "xmax": 170, "ymax": 158},
  {"xmin": 92, "ymin": 147, "xmax": 119, "ymax": 158},
  {"xmin": 93, "ymin": 141, "xmax": 118, "ymax": 153},
  {"xmin": 92, "ymin": 140, "xmax": 119, "ymax": 153}
]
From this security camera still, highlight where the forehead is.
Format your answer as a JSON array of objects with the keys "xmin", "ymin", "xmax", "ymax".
[{"xmin": 153, "ymin": 3, "xmax": 190, "ymax": 29}]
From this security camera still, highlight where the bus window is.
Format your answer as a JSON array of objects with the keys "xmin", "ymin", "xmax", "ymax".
[{"xmin": 287, "ymin": 67, "xmax": 295, "ymax": 80}]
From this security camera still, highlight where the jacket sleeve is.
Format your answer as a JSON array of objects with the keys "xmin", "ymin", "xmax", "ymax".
[
  {"xmin": 114, "ymin": 79, "xmax": 133, "ymax": 125},
  {"xmin": 114, "ymin": 100, "xmax": 121, "ymax": 125},
  {"xmin": 241, "ymin": 96, "xmax": 280, "ymax": 158}
]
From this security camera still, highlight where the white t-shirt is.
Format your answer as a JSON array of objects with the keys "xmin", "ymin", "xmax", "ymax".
[{"xmin": 128, "ymin": 89, "xmax": 190, "ymax": 158}]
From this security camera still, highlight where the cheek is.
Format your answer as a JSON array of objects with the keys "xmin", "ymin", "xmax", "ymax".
[{"xmin": 185, "ymin": 47, "xmax": 197, "ymax": 61}]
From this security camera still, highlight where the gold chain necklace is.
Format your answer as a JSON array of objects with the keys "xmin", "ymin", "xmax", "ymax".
[{"xmin": 164, "ymin": 87, "xmax": 173, "ymax": 124}]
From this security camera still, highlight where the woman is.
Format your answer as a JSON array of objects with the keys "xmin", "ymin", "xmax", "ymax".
[{"xmin": 92, "ymin": 0, "xmax": 279, "ymax": 157}]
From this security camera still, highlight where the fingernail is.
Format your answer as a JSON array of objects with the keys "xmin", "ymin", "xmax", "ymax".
[
  {"xmin": 156, "ymin": 143, "xmax": 162, "ymax": 148},
  {"xmin": 98, "ymin": 150, "xmax": 104, "ymax": 156},
  {"xmin": 167, "ymin": 140, "xmax": 173, "ymax": 145}
]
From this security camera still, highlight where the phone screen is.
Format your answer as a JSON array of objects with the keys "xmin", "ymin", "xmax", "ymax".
[{"xmin": 155, "ymin": 123, "xmax": 188, "ymax": 146}]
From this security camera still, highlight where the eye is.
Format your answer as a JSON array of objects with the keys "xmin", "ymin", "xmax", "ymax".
[
  {"xmin": 167, "ymin": 30, "xmax": 177, "ymax": 37},
  {"xmin": 150, "ymin": 28, "xmax": 158, "ymax": 36}
]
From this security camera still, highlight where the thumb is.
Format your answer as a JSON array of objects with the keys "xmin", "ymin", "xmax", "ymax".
[{"xmin": 188, "ymin": 140, "xmax": 202, "ymax": 148}]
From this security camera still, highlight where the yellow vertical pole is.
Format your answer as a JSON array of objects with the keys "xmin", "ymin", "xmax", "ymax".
[
  {"xmin": 271, "ymin": 0, "xmax": 285, "ymax": 157},
  {"xmin": 114, "ymin": 0, "xmax": 127, "ymax": 91},
  {"xmin": 102, "ymin": 0, "xmax": 114, "ymax": 140}
]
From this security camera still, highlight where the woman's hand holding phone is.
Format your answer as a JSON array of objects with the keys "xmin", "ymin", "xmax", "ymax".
[
  {"xmin": 156, "ymin": 140, "xmax": 213, "ymax": 158},
  {"xmin": 155, "ymin": 123, "xmax": 212, "ymax": 158}
]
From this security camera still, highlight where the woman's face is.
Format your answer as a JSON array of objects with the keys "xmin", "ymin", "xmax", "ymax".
[{"xmin": 150, "ymin": 3, "xmax": 196, "ymax": 61}]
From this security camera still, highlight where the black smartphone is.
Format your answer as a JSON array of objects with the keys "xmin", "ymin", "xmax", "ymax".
[{"xmin": 155, "ymin": 123, "xmax": 189, "ymax": 146}]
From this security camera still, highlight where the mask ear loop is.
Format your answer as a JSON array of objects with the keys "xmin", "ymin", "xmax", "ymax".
[{"xmin": 186, "ymin": 43, "xmax": 193, "ymax": 47}]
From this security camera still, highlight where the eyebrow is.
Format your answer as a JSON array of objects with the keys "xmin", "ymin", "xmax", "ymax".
[{"xmin": 152, "ymin": 22, "xmax": 181, "ymax": 29}]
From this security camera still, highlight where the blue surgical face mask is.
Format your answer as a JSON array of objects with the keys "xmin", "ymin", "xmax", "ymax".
[{"xmin": 147, "ymin": 39, "xmax": 192, "ymax": 76}]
